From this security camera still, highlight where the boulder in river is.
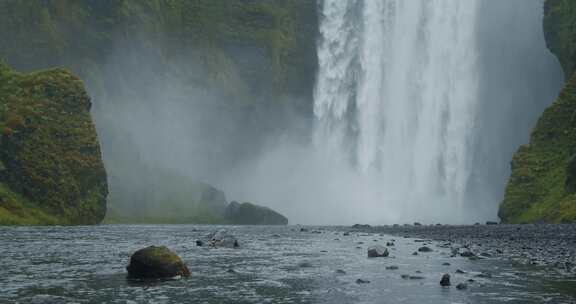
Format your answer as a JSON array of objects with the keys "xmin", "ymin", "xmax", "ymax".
[
  {"xmin": 126, "ymin": 246, "xmax": 190, "ymax": 279},
  {"xmin": 203, "ymin": 230, "xmax": 240, "ymax": 248},
  {"xmin": 367, "ymin": 245, "xmax": 389, "ymax": 257},
  {"xmin": 352, "ymin": 224, "xmax": 372, "ymax": 229},
  {"xmin": 418, "ymin": 246, "xmax": 433, "ymax": 252},
  {"xmin": 440, "ymin": 273, "xmax": 451, "ymax": 286}
]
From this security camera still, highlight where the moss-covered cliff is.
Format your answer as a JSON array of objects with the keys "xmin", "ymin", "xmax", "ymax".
[
  {"xmin": 0, "ymin": 62, "xmax": 107, "ymax": 225},
  {"xmin": 0, "ymin": 0, "xmax": 318, "ymax": 109},
  {"xmin": 0, "ymin": 0, "xmax": 317, "ymax": 224},
  {"xmin": 499, "ymin": 0, "xmax": 576, "ymax": 223}
]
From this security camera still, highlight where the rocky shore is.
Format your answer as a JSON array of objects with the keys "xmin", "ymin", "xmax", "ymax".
[{"xmin": 349, "ymin": 224, "xmax": 576, "ymax": 275}]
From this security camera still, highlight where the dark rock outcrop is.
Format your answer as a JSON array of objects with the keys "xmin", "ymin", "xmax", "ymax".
[
  {"xmin": 126, "ymin": 246, "xmax": 190, "ymax": 279},
  {"xmin": 440, "ymin": 273, "xmax": 451, "ymax": 286},
  {"xmin": 224, "ymin": 201, "xmax": 288, "ymax": 225},
  {"xmin": 367, "ymin": 245, "xmax": 389, "ymax": 258}
]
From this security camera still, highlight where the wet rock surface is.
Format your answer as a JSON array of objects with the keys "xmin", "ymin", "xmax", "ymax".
[
  {"xmin": 367, "ymin": 245, "xmax": 389, "ymax": 257},
  {"xmin": 365, "ymin": 224, "xmax": 576, "ymax": 273},
  {"xmin": 126, "ymin": 246, "xmax": 190, "ymax": 279}
]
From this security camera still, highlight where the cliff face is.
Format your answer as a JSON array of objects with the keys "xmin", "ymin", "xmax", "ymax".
[
  {"xmin": 0, "ymin": 0, "xmax": 317, "ymax": 223},
  {"xmin": 0, "ymin": 62, "xmax": 108, "ymax": 225},
  {"xmin": 499, "ymin": 0, "xmax": 576, "ymax": 223}
]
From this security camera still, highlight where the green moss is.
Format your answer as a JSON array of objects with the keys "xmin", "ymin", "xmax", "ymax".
[
  {"xmin": 0, "ymin": 63, "xmax": 108, "ymax": 225},
  {"xmin": 499, "ymin": 0, "xmax": 576, "ymax": 223},
  {"xmin": 0, "ymin": 0, "xmax": 318, "ymax": 106},
  {"xmin": 500, "ymin": 74, "xmax": 576, "ymax": 223},
  {"xmin": 544, "ymin": 0, "xmax": 576, "ymax": 78}
]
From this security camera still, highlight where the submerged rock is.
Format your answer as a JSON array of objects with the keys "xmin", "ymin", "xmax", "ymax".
[
  {"xmin": 224, "ymin": 201, "xmax": 288, "ymax": 225},
  {"xmin": 356, "ymin": 278, "xmax": 370, "ymax": 284},
  {"xmin": 126, "ymin": 246, "xmax": 190, "ymax": 279},
  {"xmin": 367, "ymin": 245, "xmax": 389, "ymax": 257},
  {"xmin": 456, "ymin": 283, "xmax": 468, "ymax": 290},
  {"xmin": 352, "ymin": 224, "xmax": 372, "ymax": 229},
  {"xmin": 204, "ymin": 230, "xmax": 239, "ymax": 248},
  {"xmin": 418, "ymin": 246, "xmax": 433, "ymax": 252}
]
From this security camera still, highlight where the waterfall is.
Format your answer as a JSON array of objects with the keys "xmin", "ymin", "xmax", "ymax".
[
  {"xmin": 224, "ymin": 0, "xmax": 561, "ymax": 225},
  {"xmin": 312, "ymin": 0, "xmax": 562, "ymax": 223},
  {"xmin": 315, "ymin": 0, "xmax": 480, "ymax": 220}
]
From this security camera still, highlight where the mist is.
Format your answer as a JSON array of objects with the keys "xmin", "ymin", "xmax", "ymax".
[
  {"xmin": 223, "ymin": 0, "xmax": 563, "ymax": 225},
  {"xmin": 85, "ymin": 1, "xmax": 562, "ymax": 225}
]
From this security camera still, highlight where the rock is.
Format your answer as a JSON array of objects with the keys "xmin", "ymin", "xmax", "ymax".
[
  {"xmin": 205, "ymin": 230, "xmax": 239, "ymax": 248},
  {"xmin": 442, "ymin": 262, "xmax": 451, "ymax": 266},
  {"xmin": 224, "ymin": 201, "xmax": 288, "ymax": 225},
  {"xmin": 456, "ymin": 283, "xmax": 468, "ymax": 290},
  {"xmin": 475, "ymin": 272, "xmax": 492, "ymax": 278},
  {"xmin": 126, "ymin": 246, "xmax": 190, "ymax": 279},
  {"xmin": 335, "ymin": 269, "xmax": 346, "ymax": 275},
  {"xmin": 460, "ymin": 251, "xmax": 475, "ymax": 258},
  {"xmin": 412, "ymin": 251, "xmax": 419, "ymax": 256},
  {"xmin": 367, "ymin": 245, "xmax": 389, "ymax": 257},
  {"xmin": 440, "ymin": 273, "xmax": 451, "ymax": 286},
  {"xmin": 356, "ymin": 279, "xmax": 370, "ymax": 284},
  {"xmin": 486, "ymin": 221, "xmax": 499, "ymax": 225},
  {"xmin": 386, "ymin": 241, "xmax": 395, "ymax": 246},
  {"xmin": 409, "ymin": 276, "xmax": 425, "ymax": 280},
  {"xmin": 455, "ymin": 269, "xmax": 466, "ymax": 274},
  {"xmin": 352, "ymin": 224, "xmax": 371, "ymax": 229},
  {"xmin": 0, "ymin": 65, "xmax": 107, "ymax": 225},
  {"xmin": 418, "ymin": 246, "xmax": 433, "ymax": 252},
  {"xmin": 414, "ymin": 222, "xmax": 422, "ymax": 226},
  {"xmin": 195, "ymin": 240, "xmax": 203, "ymax": 247},
  {"xmin": 298, "ymin": 262, "xmax": 312, "ymax": 268},
  {"xmin": 385, "ymin": 265, "xmax": 399, "ymax": 270}
]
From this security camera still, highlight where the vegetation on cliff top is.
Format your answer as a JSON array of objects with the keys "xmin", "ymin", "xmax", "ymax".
[{"xmin": 0, "ymin": 61, "xmax": 108, "ymax": 225}]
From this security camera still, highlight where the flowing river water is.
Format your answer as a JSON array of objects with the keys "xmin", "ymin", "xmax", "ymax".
[{"xmin": 1, "ymin": 225, "xmax": 575, "ymax": 303}]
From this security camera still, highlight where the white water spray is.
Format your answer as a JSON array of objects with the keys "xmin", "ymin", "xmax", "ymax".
[
  {"xmin": 315, "ymin": 0, "xmax": 480, "ymax": 222},
  {"xmin": 223, "ymin": 0, "xmax": 561, "ymax": 225}
]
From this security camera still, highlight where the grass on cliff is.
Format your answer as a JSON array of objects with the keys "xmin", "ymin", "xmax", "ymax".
[
  {"xmin": 500, "ymin": 73, "xmax": 576, "ymax": 223},
  {"xmin": 0, "ymin": 61, "xmax": 107, "ymax": 225}
]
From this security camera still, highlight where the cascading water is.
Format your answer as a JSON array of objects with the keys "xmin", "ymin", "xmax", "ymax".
[
  {"xmin": 224, "ymin": 0, "xmax": 562, "ymax": 225},
  {"xmin": 309, "ymin": 0, "xmax": 562, "ymax": 224},
  {"xmin": 315, "ymin": 0, "xmax": 481, "ymax": 221}
]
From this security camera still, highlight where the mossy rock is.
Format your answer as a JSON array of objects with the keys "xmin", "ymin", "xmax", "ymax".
[
  {"xmin": 126, "ymin": 246, "xmax": 191, "ymax": 279},
  {"xmin": 0, "ymin": 62, "xmax": 107, "ymax": 225}
]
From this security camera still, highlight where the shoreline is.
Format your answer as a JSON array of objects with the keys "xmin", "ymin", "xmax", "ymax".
[{"xmin": 343, "ymin": 224, "xmax": 576, "ymax": 276}]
